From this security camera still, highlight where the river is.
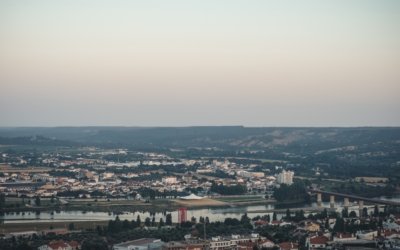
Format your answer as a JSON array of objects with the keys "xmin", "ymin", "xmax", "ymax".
[{"xmin": 2, "ymin": 195, "xmax": 398, "ymax": 224}]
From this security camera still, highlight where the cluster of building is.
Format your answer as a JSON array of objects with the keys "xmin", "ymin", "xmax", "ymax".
[
  {"xmin": 35, "ymin": 225, "xmax": 400, "ymax": 250},
  {"xmin": 0, "ymin": 148, "xmax": 295, "ymax": 200},
  {"xmin": 2, "ymin": 211, "xmax": 400, "ymax": 250},
  {"xmin": 112, "ymin": 235, "xmax": 300, "ymax": 250}
]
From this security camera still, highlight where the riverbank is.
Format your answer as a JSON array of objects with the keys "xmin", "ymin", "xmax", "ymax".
[
  {"xmin": 0, "ymin": 220, "xmax": 109, "ymax": 233},
  {"xmin": 1, "ymin": 196, "xmax": 278, "ymax": 213}
]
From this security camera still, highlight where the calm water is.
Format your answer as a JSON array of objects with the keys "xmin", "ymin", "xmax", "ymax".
[
  {"xmin": 1, "ymin": 205, "xmax": 278, "ymax": 224},
  {"xmin": 1, "ymin": 195, "xmax": 398, "ymax": 224}
]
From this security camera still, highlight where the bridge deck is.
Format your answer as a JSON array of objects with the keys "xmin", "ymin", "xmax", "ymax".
[{"xmin": 308, "ymin": 189, "xmax": 400, "ymax": 206}]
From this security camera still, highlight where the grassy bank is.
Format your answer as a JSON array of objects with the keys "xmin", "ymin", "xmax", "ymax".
[
  {"xmin": 0, "ymin": 220, "xmax": 109, "ymax": 233},
  {"xmin": 2, "ymin": 196, "xmax": 278, "ymax": 214}
]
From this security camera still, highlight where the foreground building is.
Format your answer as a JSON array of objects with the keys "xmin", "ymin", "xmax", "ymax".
[
  {"xmin": 113, "ymin": 238, "xmax": 163, "ymax": 250},
  {"xmin": 209, "ymin": 234, "xmax": 265, "ymax": 250},
  {"xmin": 38, "ymin": 240, "xmax": 80, "ymax": 250}
]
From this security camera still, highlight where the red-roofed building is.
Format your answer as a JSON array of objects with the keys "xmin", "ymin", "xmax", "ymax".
[
  {"xmin": 38, "ymin": 240, "xmax": 80, "ymax": 250},
  {"xmin": 279, "ymin": 242, "xmax": 298, "ymax": 250},
  {"xmin": 237, "ymin": 241, "xmax": 255, "ymax": 250},
  {"xmin": 333, "ymin": 232, "xmax": 356, "ymax": 242},
  {"xmin": 270, "ymin": 220, "xmax": 281, "ymax": 226},
  {"xmin": 383, "ymin": 229, "xmax": 400, "ymax": 239},
  {"xmin": 258, "ymin": 239, "xmax": 275, "ymax": 249},
  {"xmin": 68, "ymin": 241, "xmax": 80, "ymax": 250},
  {"xmin": 306, "ymin": 235, "xmax": 329, "ymax": 249},
  {"xmin": 254, "ymin": 219, "xmax": 268, "ymax": 227}
]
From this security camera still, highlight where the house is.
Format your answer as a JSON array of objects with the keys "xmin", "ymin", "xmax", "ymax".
[
  {"xmin": 163, "ymin": 241, "xmax": 187, "ymax": 250},
  {"xmin": 209, "ymin": 237, "xmax": 234, "ymax": 250},
  {"xmin": 307, "ymin": 235, "xmax": 329, "ymax": 249},
  {"xmin": 333, "ymin": 232, "xmax": 356, "ymax": 242},
  {"xmin": 68, "ymin": 241, "xmax": 80, "ymax": 250},
  {"xmin": 270, "ymin": 220, "xmax": 281, "ymax": 226},
  {"xmin": 113, "ymin": 238, "xmax": 163, "ymax": 250},
  {"xmin": 254, "ymin": 219, "xmax": 268, "ymax": 227},
  {"xmin": 162, "ymin": 241, "xmax": 206, "ymax": 250},
  {"xmin": 356, "ymin": 230, "xmax": 378, "ymax": 240},
  {"xmin": 258, "ymin": 239, "xmax": 275, "ymax": 249},
  {"xmin": 209, "ymin": 234, "xmax": 265, "ymax": 250},
  {"xmin": 304, "ymin": 222, "xmax": 320, "ymax": 232},
  {"xmin": 38, "ymin": 240, "xmax": 80, "ymax": 250},
  {"xmin": 279, "ymin": 242, "xmax": 298, "ymax": 250},
  {"xmin": 383, "ymin": 217, "xmax": 400, "ymax": 230},
  {"xmin": 237, "ymin": 241, "xmax": 255, "ymax": 250},
  {"xmin": 383, "ymin": 229, "xmax": 400, "ymax": 240}
]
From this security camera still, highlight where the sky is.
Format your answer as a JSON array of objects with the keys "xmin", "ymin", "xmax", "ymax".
[{"xmin": 0, "ymin": 0, "xmax": 399, "ymax": 127}]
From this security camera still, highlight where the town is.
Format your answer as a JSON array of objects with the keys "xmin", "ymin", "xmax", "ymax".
[
  {"xmin": 2, "ymin": 0, "xmax": 400, "ymax": 248},
  {"xmin": 0, "ymin": 147, "xmax": 295, "ymax": 200},
  {"xmin": 1, "ymin": 145, "xmax": 399, "ymax": 250}
]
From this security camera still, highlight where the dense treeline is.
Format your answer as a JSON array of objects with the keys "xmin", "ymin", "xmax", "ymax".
[
  {"xmin": 137, "ymin": 187, "xmax": 188, "ymax": 199},
  {"xmin": 56, "ymin": 187, "xmax": 191, "ymax": 199},
  {"xmin": 329, "ymin": 182, "xmax": 396, "ymax": 198},
  {"xmin": 210, "ymin": 182, "xmax": 247, "ymax": 195},
  {"xmin": 273, "ymin": 180, "xmax": 309, "ymax": 203}
]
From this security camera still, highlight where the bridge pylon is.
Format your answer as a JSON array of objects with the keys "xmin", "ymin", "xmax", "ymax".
[
  {"xmin": 358, "ymin": 200, "xmax": 364, "ymax": 217},
  {"xmin": 317, "ymin": 193, "xmax": 322, "ymax": 207},
  {"xmin": 330, "ymin": 195, "xmax": 335, "ymax": 209},
  {"xmin": 343, "ymin": 198, "xmax": 350, "ymax": 209}
]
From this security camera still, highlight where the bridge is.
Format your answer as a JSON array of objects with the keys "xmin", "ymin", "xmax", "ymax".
[{"xmin": 308, "ymin": 189, "xmax": 400, "ymax": 216}]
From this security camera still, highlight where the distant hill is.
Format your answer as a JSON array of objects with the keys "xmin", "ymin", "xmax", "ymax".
[
  {"xmin": 0, "ymin": 135, "xmax": 77, "ymax": 147},
  {"xmin": 0, "ymin": 127, "xmax": 399, "ymax": 152},
  {"xmin": 1, "ymin": 126, "xmax": 399, "ymax": 178}
]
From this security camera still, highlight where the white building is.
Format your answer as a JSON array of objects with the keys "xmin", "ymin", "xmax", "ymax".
[
  {"xmin": 383, "ymin": 217, "xmax": 400, "ymax": 230},
  {"xmin": 277, "ymin": 170, "xmax": 294, "ymax": 185},
  {"xmin": 356, "ymin": 230, "xmax": 378, "ymax": 240},
  {"xmin": 162, "ymin": 176, "xmax": 177, "ymax": 185},
  {"xmin": 209, "ymin": 234, "xmax": 264, "ymax": 250},
  {"xmin": 333, "ymin": 233, "xmax": 356, "ymax": 242},
  {"xmin": 113, "ymin": 238, "xmax": 163, "ymax": 250},
  {"xmin": 251, "ymin": 172, "xmax": 265, "ymax": 178},
  {"xmin": 236, "ymin": 170, "xmax": 251, "ymax": 178},
  {"xmin": 32, "ymin": 174, "xmax": 55, "ymax": 183},
  {"xmin": 102, "ymin": 172, "xmax": 115, "ymax": 179}
]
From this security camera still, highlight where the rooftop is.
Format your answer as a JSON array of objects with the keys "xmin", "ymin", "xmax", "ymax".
[{"xmin": 114, "ymin": 238, "xmax": 161, "ymax": 247}]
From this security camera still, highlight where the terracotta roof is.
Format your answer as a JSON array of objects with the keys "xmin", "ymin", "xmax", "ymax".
[
  {"xmin": 237, "ymin": 241, "xmax": 255, "ymax": 247},
  {"xmin": 237, "ymin": 241, "xmax": 256, "ymax": 250},
  {"xmin": 310, "ymin": 236, "xmax": 329, "ymax": 245},
  {"xmin": 48, "ymin": 240, "xmax": 69, "ymax": 249},
  {"xmin": 383, "ymin": 230, "xmax": 400, "ymax": 237},
  {"xmin": 279, "ymin": 242, "xmax": 298, "ymax": 250},
  {"xmin": 259, "ymin": 239, "xmax": 274, "ymax": 245},
  {"xmin": 335, "ymin": 232, "xmax": 354, "ymax": 238},
  {"xmin": 69, "ymin": 240, "xmax": 80, "ymax": 247},
  {"xmin": 255, "ymin": 220, "xmax": 268, "ymax": 225}
]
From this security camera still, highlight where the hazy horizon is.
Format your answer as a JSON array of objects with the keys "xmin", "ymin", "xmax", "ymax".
[{"xmin": 1, "ymin": 1, "xmax": 399, "ymax": 127}]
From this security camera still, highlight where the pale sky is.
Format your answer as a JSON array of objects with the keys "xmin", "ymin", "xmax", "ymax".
[{"xmin": 1, "ymin": 0, "xmax": 399, "ymax": 127}]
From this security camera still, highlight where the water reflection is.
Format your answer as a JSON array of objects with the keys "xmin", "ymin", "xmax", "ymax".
[{"xmin": 1, "ymin": 196, "xmax": 398, "ymax": 224}]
